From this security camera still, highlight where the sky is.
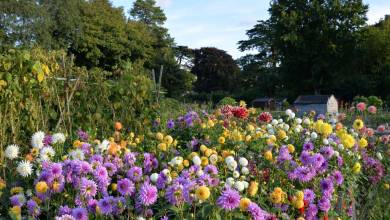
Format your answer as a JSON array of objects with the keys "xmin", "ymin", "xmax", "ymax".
[{"xmin": 112, "ymin": 0, "xmax": 390, "ymax": 58}]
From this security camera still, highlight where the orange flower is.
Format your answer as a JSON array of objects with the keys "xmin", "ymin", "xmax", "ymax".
[
  {"xmin": 108, "ymin": 143, "xmax": 119, "ymax": 155},
  {"xmin": 115, "ymin": 122, "xmax": 123, "ymax": 131},
  {"xmin": 25, "ymin": 153, "xmax": 34, "ymax": 162}
]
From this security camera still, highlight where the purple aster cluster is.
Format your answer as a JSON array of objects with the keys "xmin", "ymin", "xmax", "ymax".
[{"xmin": 217, "ymin": 187, "xmax": 241, "ymax": 211}]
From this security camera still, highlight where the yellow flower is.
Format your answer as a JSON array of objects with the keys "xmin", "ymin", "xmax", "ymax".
[
  {"xmin": 320, "ymin": 123, "xmax": 333, "ymax": 137},
  {"xmin": 52, "ymin": 181, "xmax": 61, "ymax": 192},
  {"xmin": 0, "ymin": 178, "xmax": 6, "ymax": 190},
  {"xmin": 183, "ymin": 159, "xmax": 190, "ymax": 167},
  {"xmin": 207, "ymin": 119, "xmax": 215, "ymax": 127},
  {"xmin": 10, "ymin": 187, "xmax": 23, "ymax": 195},
  {"xmin": 239, "ymin": 198, "xmax": 251, "ymax": 210},
  {"xmin": 297, "ymin": 217, "xmax": 305, "ymax": 220},
  {"xmin": 35, "ymin": 181, "xmax": 48, "ymax": 194},
  {"xmin": 111, "ymin": 183, "xmax": 117, "ymax": 191},
  {"xmin": 158, "ymin": 143, "xmax": 167, "ymax": 151},
  {"xmin": 239, "ymin": 100, "xmax": 246, "ymax": 107},
  {"xmin": 296, "ymin": 191, "xmax": 304, "ymax": 200},
  {"xmin": 218, "ymin": 136, "xmax": 225, "ymax": 144},
  {"xmin": 164, "ymin": 135, "xmax": 173, "ymax": 145},
  {"xmin": 314, "ymin": 120, "xmax": 324, "ymax": 133},
  {"xmin": 73, "ymin": 140, "xmax": 82, "ymax": 148},
  {"xmin": 248, "ymin": 181, "xmax": 258, "ymax": 196},
  {"xmin": 195, "ymin": 186, "xmax": 210, "ymax": 201},
  {"xmin": 358, "ymin": 138, "xmax": 368, "ymax": 148},
  {"xmin": 384, "ymin": 183, "xmax": 390, "ymax": 189},
  {"xmin": 245, "ymin": 135, "xmax": 252, "ymax": 142},
  {"xmin": 353, "ymin": 162, "xmax": 361, "ymax": 174},
  {"xmin": 277, "ymin": 130, "xmax": 287, "ymax": 140},
  {"xmin": 287, "ymin": 144, "xmax": 295, "ymax": 153},
  {"xmin": 200, "ymin": 144, "xmax": 208, "ymax": 152},
  {"xmin": 353, "ymin": 119, "xmax": 364, "ymax": 130},
  {"xmin": 294, "ymin": 199, "xmax": 304, "ymax": 209},
  {"xmin": 188, "ymin": 152, "xmax": 198, "ymax": 160},
  {"xmin": 204, "ymin": 149, "xmax": 213, "ymax": 157},
  {"xmin": 247, "ymin": 124, "xmax": 255, "ymax": 132},
  {"xmin": 156, "ymin": 132, "xmax": 164, "ymax": 141},
  {"xmin": 264, "ymin": 151, "xmax": 273, "ymax": 161},
  {"xmin": 341, "ymin": 134, "xmax": 355, "ymax": 148},
  {"xmin": 201, "ymin": 157, "xmax": 209, "ymax": 166},
  {"xmin": 10, "ymin": 205, "xmax": 21, "ymax": 216}
]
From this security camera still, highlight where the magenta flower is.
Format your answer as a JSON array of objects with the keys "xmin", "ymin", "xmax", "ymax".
[
  {"xmin": 117, "ymin": 178, "xmax": 135, "ymax": 196},
  {"xmin": 138, "ymin": 183, "xmax": 158, "ymax": 206},
  {"xmin": 217, "ymin": 188, "xmax": 240, "ymax": 210}
]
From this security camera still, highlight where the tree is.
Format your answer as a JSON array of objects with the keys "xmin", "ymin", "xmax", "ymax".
[
  {"xmin": 130, "ymin": 0, "xmax": 167, "ymax": 26},
  {"xmin": 239, "ymin": 0, "xmax": 368, "ymax": 100},
  {"xmin": 191, "ymin": 47, "xmax": 240, "ymax": 94}
]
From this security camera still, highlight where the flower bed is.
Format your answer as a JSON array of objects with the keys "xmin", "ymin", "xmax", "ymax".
[{"xmin": 1, "ymin": 104, "xmax": 389, "ymax": 220}]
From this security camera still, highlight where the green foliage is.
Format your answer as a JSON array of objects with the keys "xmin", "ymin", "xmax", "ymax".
[
  {"xmin": 192, "ymin": 47, "xmax": 240, "ymax": 94},
  {"xmin": 353, "ymin": 95, "xmax": 383, "ymax": 107},
  {"xmin": 217, "ymin": 97, "xmax": 237, "ymax": 106},
  {"xmin": 0, "ymin": 48, "xmax": 153, "ymax": 145},
  {"xmin": 130, "ymin": 0, "xmax": 167, "ymax": 26}
]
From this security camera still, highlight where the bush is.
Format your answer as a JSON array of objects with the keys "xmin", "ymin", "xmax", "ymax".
[{"xmin": 217, "ymin": 97, "xmax": 237, "ymax": 106}]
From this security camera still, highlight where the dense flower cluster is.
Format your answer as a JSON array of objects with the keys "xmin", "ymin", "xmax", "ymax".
[{"xmin": 1, "ymin": 103, "xmax": 389, "ymax": 220}]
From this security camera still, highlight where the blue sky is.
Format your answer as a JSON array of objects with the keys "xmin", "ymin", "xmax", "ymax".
[{"xmin": 112, "ymin": 0, "xmax": 390, "ymax": 58}]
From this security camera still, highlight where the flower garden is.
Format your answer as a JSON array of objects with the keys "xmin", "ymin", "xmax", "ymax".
[{"xmin": 1, "ymin": 102, "xmax": 389, "ymax": 220}]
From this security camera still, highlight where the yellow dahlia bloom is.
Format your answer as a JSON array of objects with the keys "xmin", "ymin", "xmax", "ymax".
[
  {"xmin": 35, "ymin": 181, "xmax": 48, "ymax": 194},
  {"xmin": 196, "ymin": 186, "xmax": 210, "ymax": 201}
]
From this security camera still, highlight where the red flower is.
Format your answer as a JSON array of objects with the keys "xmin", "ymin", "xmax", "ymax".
[
  {"xmin": 232, "ymin": 107, "xmax": 249, "ymax": 119},
  {"xmin": 258, "ymin": 112, "xmax": 273, "ymax": 123}
]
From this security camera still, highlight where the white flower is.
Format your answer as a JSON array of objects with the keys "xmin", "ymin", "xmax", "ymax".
[
  {"xmin": 17, "ymin": 160, "xmax": 33, "ymax": 177},
  {"xmin": 338, "ymin": 144, "xmax": 344, "ymax": 150},
  {"xmin": 226, "ymin": 177, "xmax": 235, "ymax": 186},
  {"xmin": 40, "ymin": 146, "xmax": 55, "ymax": 161},
  {"xmin": 162, "ymin": 169, "xmax": 170, "ymax": 176},
  {"xmin": 26, "ymin": 189, "xmax": 32, "ymax": 197},
  {"xmin": 227, "ymin": 160, "xmax": 237, "ymax": 171},
  {"xmin": 52, "ymin": 133, "xmax": 66, "ymax": 144},
  {"xmin": 166, "ymin": 176, "xmax": 172, "ymax": 184},
  {"xmin": 97, "ymin": 140, "xmax": 110, "ymax": 152},
  {"xmin": 294, "ymin": 127, "xmax": 301, "ymax": 133},
  {"xmin": 232, "ymin": 171, "xmax": 240, "ymax": 178},
  {"xmin": 295, "ymin": 118, "xmax": 302, "ymax": 124},
  {"xmin": 136, "ymin": 217, "xmax": 146, "ymax": 220},
  {"xmin": 323, "ymin": 139, "xmax": 329, "ymax": 145},
  {"xmin": 234, "ymin": 181, "xmax": 245, "ymax": 192},
  {"xmin": 283, "ymin": 124, "xmax": 290, "ymax": 131},
  {"xmin": 310, "ymin": 132, "xmax": 318, "ymax": 139},
  {"xmin": 243, "ymin": 181, "xmax": 249, "ymax": 188},
  {"xmin": 5, "ymin": 144, "xmax": 19, "ymax": 160},
  {"xmin": 303, "ymin": 118, "xmax": 311, "ymax": 125},
  {"xmin": 241, "ymin": 167, "xmax": 249, "ymax": 175},
  {"xmin": 225, "ymin": 156, "xmax": 235, "ymax": 165},
  {"xmin": 239, "ymin": 157, "xmax": 248, "ymax": 167},
  {"xmin": 268, "ymin": 129, "xmax": 275, "ymax": 135},
  {"xmin": 330, "ymin": 117, "xmax": 337, "ymax": 124},
  {"xmin": 150, "ymin": 173, "xmax": 159, "ymax": 183},
  {"xmin": 31, "ymin": 131, "xmax": 45, "ymax": 149},
  {"xmin": 169, "ymin": 156, "xmax": 183, "ymax": 166},
  {"xmin": 290, "ymin": 112, "xmax": 295, "ymax": 119},
  {"xmin": 285, "ymin": 109, "xmax": 293, "ymax": 116},
  {"xmin": 69, "ymin": 149, "xmax": 84, "ymax": 160},
  {"xmin": 209, "ymin": 154, "xmax": 218, "ymax": 164},
  {"xmin": 334, "ymin": 151, "xmax": 340, "ymax": 157},
  {"xmin": 196, "ymin": 170, "xmax": 204, "ymax": 177},
  {"xmin": 377, "ymin": 152, "xmax": 383, "ymax": 160},
  {"xmin": 271, "ymin": 119, "xmax": 278, "ymax": 125},
  {"xmin": 192, "ymin": 156, "xmax": 201, "ymax": 166},
  {"xmin": 266, "ymin": 124, "xmax": 273, "ymax": 130},
  {"xmin": 278, "ymin": 119, "xmax": 283, "ymax": 123}
]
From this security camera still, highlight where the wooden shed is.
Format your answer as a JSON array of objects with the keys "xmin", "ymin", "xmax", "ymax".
[{"xmin": 294, "ymin": 95, "xmax": 338, "ymax": 116}]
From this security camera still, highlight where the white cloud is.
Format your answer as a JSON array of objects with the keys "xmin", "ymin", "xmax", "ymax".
[{"xmin": 156, "ymin": 0, "xmax": 172, "ymax": 7}]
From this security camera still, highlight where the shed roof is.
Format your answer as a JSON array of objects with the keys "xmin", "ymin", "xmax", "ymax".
[{"xmin": 294, "ymin": 95, "xmax": 333, "ymax": 104}]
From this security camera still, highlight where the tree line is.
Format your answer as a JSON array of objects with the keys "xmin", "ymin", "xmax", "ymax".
[{"xmin": 1, "ymin": 0, "xmax": 389, "ymax": 105}]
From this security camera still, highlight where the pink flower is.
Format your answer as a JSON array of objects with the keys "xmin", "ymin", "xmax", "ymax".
[
  {"xmin": 365, "ymin": 128, "xmax": 374, "ymax": 137},
  {"xmin": 367, "ymin": 106, "xmax": 377, "ymax": 114},
  {"xmin": 377, "ymin": 125, "xmax": 386, "ymax": 133},
  {"xmin": 356, "ymin": 102, "xmax": 366, "ymax": 111}
]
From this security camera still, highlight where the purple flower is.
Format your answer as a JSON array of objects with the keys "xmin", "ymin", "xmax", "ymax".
[
  {"xmin": 87, "ymin": 199, "xmax": 98, "ymax": 213},
  {"xmin": 50, "ymin": 162, "xmax": 63, "ymax": 177},
  {"xmin": 127, "ymin": 166, "xmax": 143, "ymax": 182},
  {"xmin": 43, "ymin": 135, "xmax": 53, "ymax": 146},
  {"xmin": 303, "ymin": 142, "xmax": 314, "ymax": 151},
  {"xmin": 217, "ymin": 188, "xmax": 240, "ymax": 210},
  {"xmin": 320, "ymin": 146, "xmax": 334, "ymax": 159},
  {"xmin": 320, "ymin": 177, "xmax": 334, "ymax": 197},
  {"xmin": 77, "ymin": 129, "xmax": 89, "ymax": 141},
  {"xmin": 247, "ymin": 202, "xmax": 270, "ymax": 220},
  {"xmin": 103, "ymin": 162, "xmax": 117, "ymax": 176},
  {"xmin": 138, "ymin": 183, "xmax": 158, "ymax": 206},
  {"xmin": 204, "ymin": 165, "xmax": 218, "ymax": 175},
  {"xmin": 165, "ymin": 184, "xmax": 185, "ymax": 206},
  {"xmin": 56, "ymin": 214, "xmax": 76, "ymax": 220},
  {"xmin": 318, "ymin": 197, "xmax": 331, "ymax": 212},
  {"xmin": 117, "ymin": 178, "xmax": 135, "ymax": 196},
  {"xmin": 161, "ymin": 216, "xmax": 169, "ymax": 220},
  {"xmin": 80, "ymin": 178, "xmax": 97, "ymax": 197},
  {"xmin": 124, "ymin": 152, "xmax": 137, "ymax": 166},
  {"xmin": 332, "ymin": 170, "xmax": 344, "ymax": 185},
  {"xmin": 58, "ymin": 205, "xmax": 72, "ymax": 216},
  {"xmin": 10, "ymin": 194, "xmax": 26, "ymax": 206},
  {"xmin": 300, "ymin": 151, "xmax": 312, "ymax": 165},
  {"xmin": 288, "ymin": 166, "xmax": 316, "ymax": 182},
  {"xmin": 98, "ymin": 197, "xmax": 113, "ymax": 215},
  {"xmin": 337, "ymin": 156, "xmax": 343, "ymax": 167},
  {"xmin": 167, "ymin": 119, "xmax": 175, "ymax": 129},
  {"xmin": 304, "ymin": 189, "xmax": 316, "ymax": 203},
  {"xmin": 71, "ymin": 207, "xmax": 88, "ymax": 220},
  {"xmin": 27, "ymin": 199, "xmax": 40, "ymax": 216},
  {"xmin": 306, "ymin": 203, "xmax": 318, "ymax": 217},
  {"xmin": 277, "ymin": 145, "xmax": 292, "ymax": 163},
  {"xmin": 93, "ymin": 166, "xmax": 109, "ymax": 183},
  {"xmin": 311, "ymin": 153, "xmax": 325, "ymax": 168}
]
